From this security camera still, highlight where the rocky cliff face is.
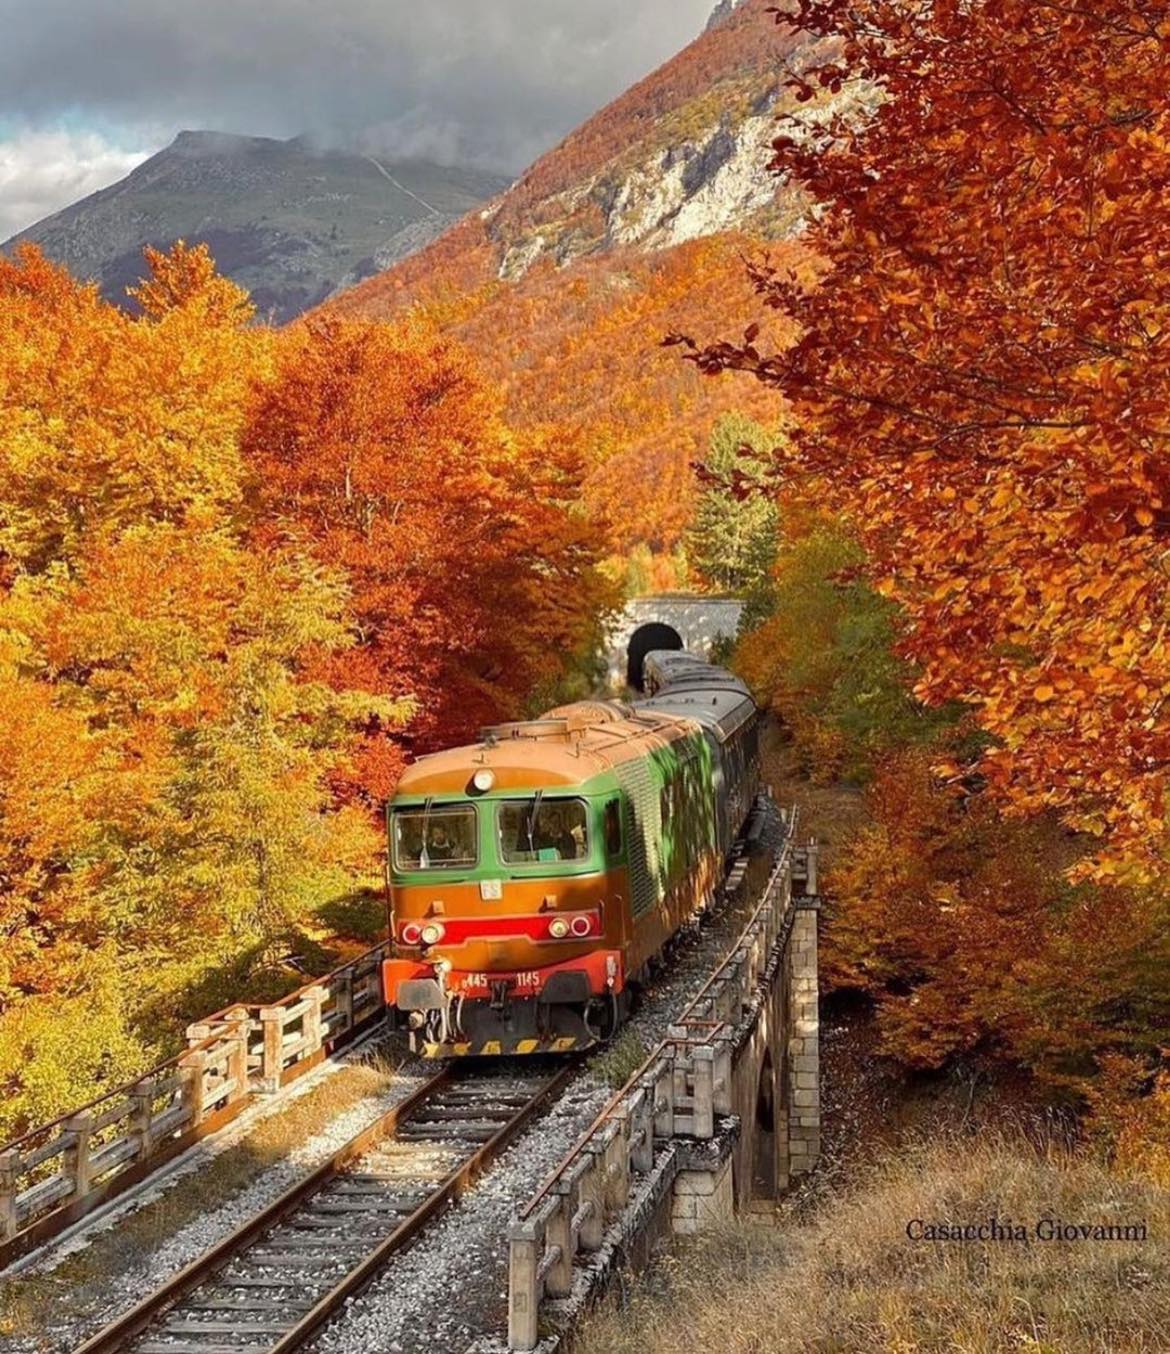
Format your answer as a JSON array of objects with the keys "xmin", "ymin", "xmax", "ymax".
[
  {"xmin": 330, "ymin": 0, "xmax": 813, "ymax": 321},
  {"xmin": 496, "ymin": 104, "xmax": 787, "ymax": 281},
  {"xmin": 4, "ymin": 131, "xmax": 509, "ymax": 322},
  {"xmin": 706, "ymin": 0, "xmax": 749, "ymax": 31}
]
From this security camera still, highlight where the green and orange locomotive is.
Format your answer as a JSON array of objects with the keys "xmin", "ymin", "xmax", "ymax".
[{"xmin": 382, "ymin": 652, "xmax": 760, "ymax": 1057}]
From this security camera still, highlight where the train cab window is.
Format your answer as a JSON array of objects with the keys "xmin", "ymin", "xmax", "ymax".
[
  {"xmin": 393, "ymin": 805, "xmax": 478, "ymax": 871},
  {"xmin": 498, "ymin": 799, "xmax": 589, "ymax": 864},
  {"xmin": 604, "ymin": 799, "xmax": 622, "ymax": 859}
]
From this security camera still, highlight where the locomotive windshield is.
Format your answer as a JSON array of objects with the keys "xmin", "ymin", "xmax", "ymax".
[
  {"xmin": 393, "ymin": 804, "xmax": 478, "ymax": 871},
  {"xmin": 498, "ymin": 798, "xmax": 589, "ymax": 864}
]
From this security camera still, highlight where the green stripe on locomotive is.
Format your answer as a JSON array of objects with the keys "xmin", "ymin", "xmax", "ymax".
[
  {"xmin": 387, "ymin": 728, "xmax": 719, "ymax": 906},
  {"xmin": 613, "ymin": 729, "xmax": 718, "ymax": 917}
]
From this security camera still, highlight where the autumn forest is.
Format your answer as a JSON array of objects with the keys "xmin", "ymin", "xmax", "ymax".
[
  {"xmin": 0, "ymin": 243, "xmax": 613, "ymax": 1135},
  {"xmin": 3, "ymin": 0, "xmax": 1170, "ymax": 1283}
]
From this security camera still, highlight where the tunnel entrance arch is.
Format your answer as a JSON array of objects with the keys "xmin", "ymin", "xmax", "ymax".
[
  {"xmin": 626, "ymin": 622, "xmax": 683, "ymax": 691},
  {"xmin": 605, "ymin": 595, "xmax": 745, "ymax": 691}
]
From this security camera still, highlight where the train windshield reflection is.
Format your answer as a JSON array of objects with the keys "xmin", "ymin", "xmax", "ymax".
[
  {"xmin": 498, "ymin": 799, "xmax": 589, "ymax": 864},
  {"xmin": 393, "ymin": 805, "xmax": 478, "ymax": 871}
]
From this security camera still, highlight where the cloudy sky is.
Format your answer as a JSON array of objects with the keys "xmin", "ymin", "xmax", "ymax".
[{"xmin": 0, "ymin": 0, "xmax": 717, "ymax": 238}]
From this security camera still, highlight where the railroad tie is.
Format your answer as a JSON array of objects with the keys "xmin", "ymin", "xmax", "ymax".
[
  {"xmin": 82, "ymin": 1065, "xmax": 576, "ymax": 1354},
  {"xmin": 139, "ymin": 1345, "xmax": 273, "ymax": 1354}
]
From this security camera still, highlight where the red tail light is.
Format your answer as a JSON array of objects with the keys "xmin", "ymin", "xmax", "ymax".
[
  {"xmin": 570, "ymin": 916, "xmax": 592, "ymax": 937},
  {"xmin": 400, "ymin": 922, "xmax": 422, "ymax": 945}
]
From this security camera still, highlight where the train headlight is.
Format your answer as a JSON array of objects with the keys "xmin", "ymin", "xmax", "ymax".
[
  {"xmin": 548, "ymin": 918, "xmax": 571, "ymax": 939},
  {"xmin": 570, "ymin": 916, "xmax": 592, "ymax": 938},
  {"xmin": 420, "ymin": 922, "xmax": 446, "ymax": 946},
  {"xmin": 472, "ymin": 769, "xmax": 495, "ymax": 793},
  {"xmin": 401, "ymin": 922, "xmax": 423, "ymax": 945}
]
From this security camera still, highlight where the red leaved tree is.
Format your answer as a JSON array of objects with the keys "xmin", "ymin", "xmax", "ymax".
[
  {"xmin": 246, "ymin": 317, "xmax": 613, "ymax": 799},
  {"xmin": 683, "ymin": 0, "xmax": 1170, "ymax": 883}
]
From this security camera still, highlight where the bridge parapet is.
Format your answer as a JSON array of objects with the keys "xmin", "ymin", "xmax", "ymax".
[{"xmin": 503, "ymin": 822, "xmax": 820, "ymax": 1351}]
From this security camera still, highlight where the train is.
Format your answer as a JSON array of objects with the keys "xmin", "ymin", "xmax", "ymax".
[{"xmin": 381, "ymin": 651, "xmax": 761, "ymax": 1057}]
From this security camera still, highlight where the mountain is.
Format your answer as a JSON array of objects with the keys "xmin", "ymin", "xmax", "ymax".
[
  {"xmin": 4, "ymin": 131, "xmax": 510, "ymax": 323},
  {"xmin": 326, "ymin": 0, "xmax": 824, "ymax": 557},
  {"xmin": 707, "ymin": 0, "xmax": 750, "ymax": 30}
]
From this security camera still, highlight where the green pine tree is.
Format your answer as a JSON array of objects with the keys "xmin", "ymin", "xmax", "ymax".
[{"xmin": 686, "ymin": 414, "xmax": 781, "ymax": 599}]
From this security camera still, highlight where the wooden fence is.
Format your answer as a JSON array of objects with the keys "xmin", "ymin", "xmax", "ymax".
[
  {"xmin": 0, "ymin": 942, "xmax": 390, "ymax": 1268},
  {"xmin": 507, "ymin": 832, "xmax": 807, "ymax": 1350}
]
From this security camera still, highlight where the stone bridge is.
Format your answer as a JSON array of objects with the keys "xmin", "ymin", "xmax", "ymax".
[
  {"xmin": 608, "ymin": 593, "xmax": 745, "ymax": 690},
  {"xmin": 490, "ymin": 818, "xmax": 821, "ymax": 1351}
]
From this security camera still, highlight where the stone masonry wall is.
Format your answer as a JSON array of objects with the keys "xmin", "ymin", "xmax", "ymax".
[{"xmin": 786, "ymin": 901, "xmax": 821, "ymax": 1176}]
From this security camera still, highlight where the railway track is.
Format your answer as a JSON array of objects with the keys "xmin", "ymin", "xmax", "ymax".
[{"xmin": 77, "ymin": 1063, "xmax": 575, "ymax": 1354}]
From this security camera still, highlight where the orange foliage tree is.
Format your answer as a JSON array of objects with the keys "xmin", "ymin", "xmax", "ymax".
[
  {"xmin": 827, "ymin": 750, "xmax": 1170, "ymax": 1079},
  {"xmin": 0, "ymin": 253, "xmax": 337, "ymax": 1128},
  {"xmin": 684, "ymin": 0, "xmax": 1170, "ymax": 884},
  {"xmin": 245, "ymin": 316, "xmax": 614, "ymax": 797},
  {"xmin": 0, "ymin": 244, "xmax": 385, "ymax": 978},
  {"xmin": 377, "ymin": 236, "xmax": 800, "ymax": 564},
  {"xmin": 0, "ymin": 242, "xmax": 255, "ymax": 575}
]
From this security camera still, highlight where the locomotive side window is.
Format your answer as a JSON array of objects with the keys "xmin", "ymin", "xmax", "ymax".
[
  {"xmin": 393, "ymin": 805, "xmax": 478, "ymax": 871},
  {"xmin": 498, "ymin": 798, "xmax": 590, "ymax": 864},
  {"xmin": 604, "ymin": 799, "xmax": 622, "ymax": 859}
]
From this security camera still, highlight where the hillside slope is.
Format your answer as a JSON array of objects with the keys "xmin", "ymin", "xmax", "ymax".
[
  {"xmin": 327, "ymin": 0, "xmax": 816, "ymax": 557},
  {"xmin": 6, "ymin": 131, "xmax": 509, "ymax": 322}
]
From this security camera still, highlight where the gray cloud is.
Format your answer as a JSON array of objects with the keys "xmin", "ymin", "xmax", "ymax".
[
  {"xmin": 0, "ymin": 129, "xmax": 150, "ymax": 237},
  {"xmin": 1, "ymin": 1, "xmax": 717, "ymax": 174}
]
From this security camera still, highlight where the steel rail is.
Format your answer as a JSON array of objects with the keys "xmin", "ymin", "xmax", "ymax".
[
  {"xmin": 76, "ymin": 1061, "xmax": 574, "ymax": 1354},
  {"xmin": 267, "ymin": 1062, "xmax": 576, "ymax": 1354}
]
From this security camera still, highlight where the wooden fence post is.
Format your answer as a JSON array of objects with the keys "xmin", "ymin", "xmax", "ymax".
[
  {"xmin": 304, "ymin": 986, "xmax": 326, "ymax": 1059},
  {"xmin": 131, "ymin": 1081, "xmax": 156, "ymax": 1161},
  {"xmin": 0, "ymin": 1148, "xmax": 20, "ymax": 1242},
  {"xmin": 335, "ymin": 966, "xmax": 354, "ymax": 1039},
  {"xmin": 63, "ymin": 1113, "xmax": 94, "ymax": 1200},
  {"xmin": 259, "ymin": 1007, "xmax": 285, "ymax": 1093},
  {"xmin": 181, "ymin": 1048, "xmax": 209, "ymax": 1129},
  {"xmin": 226, "ymin": 1008, "xmax": 250, "ymax": 1104}
]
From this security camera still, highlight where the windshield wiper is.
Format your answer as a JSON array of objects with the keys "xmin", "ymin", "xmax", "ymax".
[
  {"xmin": 524, "ymin": 789, "xmax": 544, "ymax": 853},
  {"xmin": 419, "ymin": 795, "xmax": 435, "ymax": 867}
]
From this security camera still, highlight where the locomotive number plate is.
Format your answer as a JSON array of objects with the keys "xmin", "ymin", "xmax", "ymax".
[{"xmin": 458, "ymin": 970, "xmax": 541, "ymax": 993}]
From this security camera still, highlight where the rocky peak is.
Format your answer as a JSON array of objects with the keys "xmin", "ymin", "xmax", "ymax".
[{"xmin": 706, "ymin": 0, "xmax": 747, "ymax": 31}]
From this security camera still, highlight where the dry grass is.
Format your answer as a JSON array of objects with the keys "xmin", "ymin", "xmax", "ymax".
[
  {"xmin": 577, "ymin": 1135, "xmax": 1170, "ymax": 1354},
  {"xmin": 591, "ymin": 1027, "xmax": 650, "ymax": 1090},
  {"xmin": 0, "ymin": 1049, "xmax": 402, "ymax": 1344}
]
